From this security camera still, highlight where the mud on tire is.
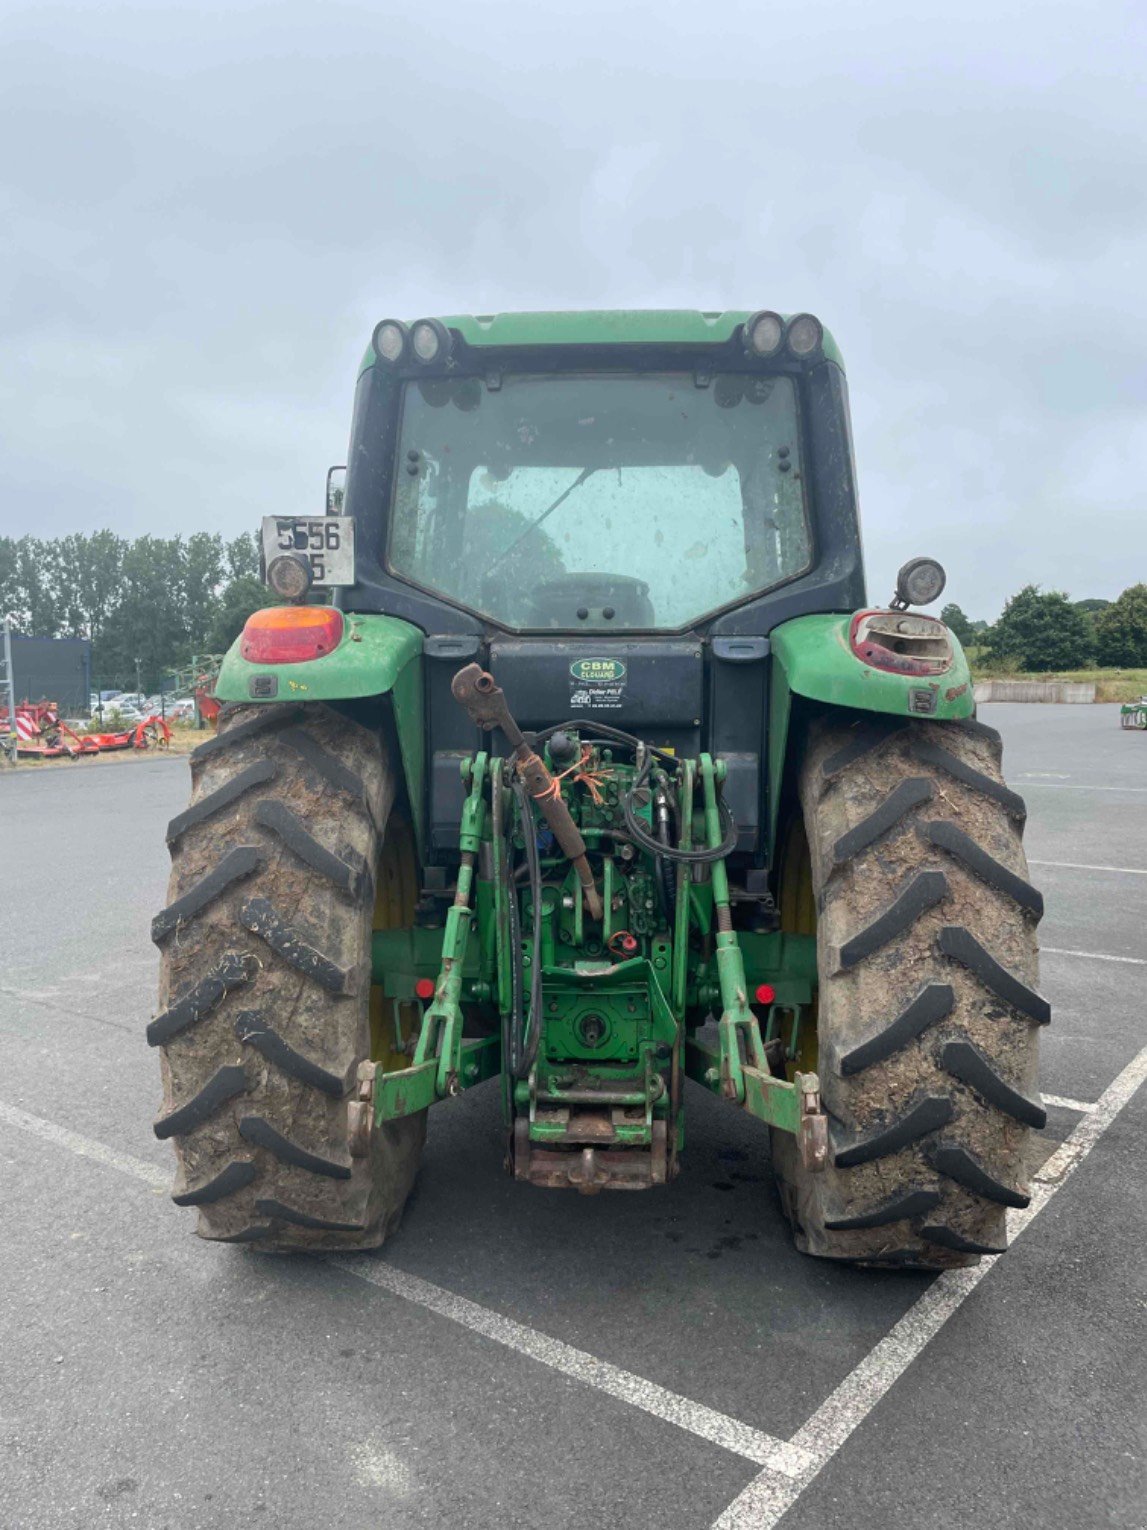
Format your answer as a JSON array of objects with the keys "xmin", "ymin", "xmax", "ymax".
[
  {"xmin": 151, "ymin": 703, "xmax": 425, "ymax": 1251},
  {"xmin": 772, "ymin": 714, "xmax": 1048, "ymax": 1268}
]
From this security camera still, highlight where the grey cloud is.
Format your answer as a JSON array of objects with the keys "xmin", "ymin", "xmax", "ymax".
[{"xmin": 1, "ymin": 0, "xmax": 1143, "ymax": 620}]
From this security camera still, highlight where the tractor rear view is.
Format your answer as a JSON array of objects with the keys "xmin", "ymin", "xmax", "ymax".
[{"xmin": 151, "ymin": 309, "xmax": 1047, "ymax": 1266}]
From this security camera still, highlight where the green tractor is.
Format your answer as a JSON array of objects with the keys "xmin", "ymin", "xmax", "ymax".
[{"xmin": 151, "ymin": 309, "xmax": 1048, "ymax": 1267}]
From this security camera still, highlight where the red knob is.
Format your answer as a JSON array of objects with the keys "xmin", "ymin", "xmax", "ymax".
[
  {"xmin": 415, "ymin": 978, "xmax": 435, "ymax": 1001},
  {"xmin": 755, "ymin": 983, "xmax": 776, "ymax": 1005}
]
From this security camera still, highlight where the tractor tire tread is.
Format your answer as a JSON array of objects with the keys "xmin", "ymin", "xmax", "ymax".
[
  {"xmin": 171, "ymin": 1159, "xmax": 257, "ymax": 1206},
  {"xmin": 154, "ymin": 1064, "xmax": 248, "ymax": 1140},
  {"xmin": 941, "ymin": 1039, "xmax": 1047, "ymax": 1128},
  {"xmin": 146, "ymin": 952, "xmax": 259, "ymax": 1046},
  {"xmin": 771, "ymin": 713, "xmax": 1046, "ymax": 1269},
  {"xmin": 153, "ymin": 701, "xmax": 425, "ymax": 1251},
  {"xmin": 254, "ymin": 1198, "xmax": 365, "ymax": 1232},
  {"xmin": 839, "ymin": 983, "xmax": 954, "ymax": 1076},
  {"xmin": 833, "ymin": 1095, "xmax": 954, "ymax": 1167},
  {"xmin": 234, "ymin": 1012, "xmax": 352, "ymax": 1098},
  {"xmin": 937, "ymin": 926, "xmax": 1051, "ymax": 1023},
  {"xmin": 166, "ymin": 760, "xmax": 277, "ymax": 845},
  {"xmin": 911, "ymin": 740, "xmax": 1026, "ymax": 821},
  {"xmin": 189, "ymin": 704, "xmax": 303, "ymax": 764},
  {"xmin": 931, "ymin": 1143, "xmax": 1031, "ymax": 1207},
  {"xmin": 151, "ymin": 846, "xmax": 262, "ymax": 943},
  {"xmin": 238, "ymin": 896, "xmax": 354, "ymax": 994},
  {"xmin": 824, "ymin": 1187, "xmax": 941, "ymax": 1230},
  {"xmin": 829, "ymin": 777, "xmax": 934, "ymax": 868},
  {"xmin": 835, "ymin": 870, "xmax": 949, "ymax": 970},
  {"xmin": 279, "ymin": 727, "xmax": 380, "ymax": 831},
  {"xmin": 253, "ymin": 798, "xmax": 372, "ymax": 902},
  {"xmin": 922, "ymin": 820, "xmax": 1044, "ymax": 917},
  {"xmin": 237, "ymin": 1115, "xmax": 353, "ymax": 1179}
]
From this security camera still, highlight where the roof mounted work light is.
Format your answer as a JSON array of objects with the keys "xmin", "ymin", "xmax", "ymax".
[
  {"xmin": 743, "ymin": 310, "xmax": 785, "ymax": 358},
  {"xmin": 786, "ymin": 313, "xmax": 823, "ymax": 358},
  {"xmin": 410, "ymin": 318, "xmax": 452, "ymax": 364},
  {"xmin": 372, "ymin": 319, "xmax": 409, "ymax": 364}
]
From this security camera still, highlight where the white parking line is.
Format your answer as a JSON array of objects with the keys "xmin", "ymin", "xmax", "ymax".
[
  {"xmin": 0, "ymin": 1100, "xmax": 169, "ymax": 1190},
  {"xmin": 1042, "ymin": 947, "xmax": 1147, "ymax": 965},
  {"xmin": 332, "ymin": 1256, "xmax": 817, "ymax": 1476},
  {"xmin": 712, "ymin": 1043, "xmax": 1147, "ymax": 1529},
  {"xmin": 1041, "ymin": 1094, "xmax": 1097, "ymax": 1114},
  {"xmin": 0, "ymin": 1096, "xmax": 808, "ymax": 1479},
  {"xmin": 1028, "ymin": 859, "xmax": 1147, "ymax": 875},
  {"xmin": 3, "ymin": 1047, "xmax": 1145, "ymax": 1530},
  {"xmin": 1019, "ymin": 783, "xmax": 1147, "ymax": 793}
]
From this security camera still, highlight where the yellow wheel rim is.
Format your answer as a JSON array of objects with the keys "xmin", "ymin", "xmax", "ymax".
[
  {"xmin": 778, "ymin": 814, "xmax": 819, "ymax": 1078},
  {"xmin": 370, "ymin": 814, "xmax": 420, "ymax": 1073}
]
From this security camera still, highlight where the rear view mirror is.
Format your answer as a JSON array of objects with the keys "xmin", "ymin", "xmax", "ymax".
[{"xmin": 326, "ymin": 464, "xmax": 347, "ymax": 515}]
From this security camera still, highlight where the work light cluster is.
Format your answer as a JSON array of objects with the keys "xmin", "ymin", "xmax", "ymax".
[
  {"xmin": 742, "ymin": 311, "xmax": 823, "ymax": 360},
  {"xmin": 371, "ymin": 317, "xmax": 453, "ymax": 366}
]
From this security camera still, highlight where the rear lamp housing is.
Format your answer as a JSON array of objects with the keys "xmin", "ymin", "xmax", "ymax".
[
  {"xmin": 850, "ymin": 610, "xmax": 953, "ymax": 677},
  {"xmin": 241, "ymin": 606, "xmax": 344, "ymax": 665},
  {"xmin": 743, "ymin": 310, "xmax": 784, "ymax": 358},
  {"xmin": 372, "ymin": 319, "xmax": 409, "ymax": 364},
  {"xmin": 410, "ymin": 317, "xmax": 452, "ymax": 364},
  {"xmin": 786, "ymin": 313, "xmax": 823, "ymax": 358}
]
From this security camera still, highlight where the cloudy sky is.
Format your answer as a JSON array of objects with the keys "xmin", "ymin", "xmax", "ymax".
[{"xmin": 2, "ymin": 0, "xmax": 1142, "ymax": 621}]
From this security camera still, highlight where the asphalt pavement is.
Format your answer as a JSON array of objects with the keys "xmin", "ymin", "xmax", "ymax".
[{"xmin": 0, "ymin": 703, "xmax": 1143, "ymax": 1530}]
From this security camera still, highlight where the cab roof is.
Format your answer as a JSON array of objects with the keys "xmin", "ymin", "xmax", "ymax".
[{"xmin": 358, "ymin": 310, "xmax": 844, "ymax": 374}]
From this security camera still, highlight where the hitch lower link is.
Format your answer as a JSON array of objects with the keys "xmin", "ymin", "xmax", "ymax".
[{"xmin": 684, "ymin": 755, "xmax": 829, "ymax": 1171}]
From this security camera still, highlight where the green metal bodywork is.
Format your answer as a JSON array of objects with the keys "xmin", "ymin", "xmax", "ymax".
[
  {"xmin": 765, "ymin": 612, "xmax": 973, "ymax": 854},
  {"xmin": 215, "ymin": 611, "xmax": 427, "ymax": 855}
]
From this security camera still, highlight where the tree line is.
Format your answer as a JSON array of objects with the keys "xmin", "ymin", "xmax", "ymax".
[
  {"xmin": 942, "ymin": 584, "xmax": 1147, "ymax": 672},
  {"xmin": 2, "ymin": 529, "xmax": 1144, "ymax": 688},
  {"xmin": 0, "ymin": 531, "xmax": 273, "ymax": 691}
]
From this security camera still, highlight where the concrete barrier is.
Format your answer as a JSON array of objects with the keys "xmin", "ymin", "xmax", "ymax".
[{"xmin": 973, "ymin": 680, "xmax": 1097, "ymax": 704}]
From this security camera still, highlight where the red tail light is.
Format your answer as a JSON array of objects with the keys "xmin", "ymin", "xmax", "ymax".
[
  {"xmin": 241, "ymin": 606, "xmax": 344, "ymax": 664},
  {"xmin": 850, "ymin": 610, "xmax": 953, "ymax": 676}
]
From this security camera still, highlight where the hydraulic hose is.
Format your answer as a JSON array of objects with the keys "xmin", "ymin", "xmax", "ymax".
[{"xmin": 622, "ymin": 755, "xmax": 738, "ymax": 864}]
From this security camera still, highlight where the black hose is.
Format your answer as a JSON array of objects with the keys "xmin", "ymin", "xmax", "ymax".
[
  {"xmin": 622, "ymin": 756, "xmax": 738, "ymax": 864},
  {"xmin": 527, "ymin": 718, "xmax": 679, "ymax": 764},
  {"xmin": 654, "ymin": 786, "xmax": 677, "ymax": 922}
]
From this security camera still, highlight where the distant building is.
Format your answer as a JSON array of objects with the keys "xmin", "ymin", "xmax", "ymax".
[{"xmin": 10, "ymin": 636, "xmax": 92, "ymax": 716}]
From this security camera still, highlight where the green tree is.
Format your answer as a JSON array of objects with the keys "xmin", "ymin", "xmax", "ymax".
[
  {"xmin": 0, "ymin": 536, "xmax": 18, "ymax": 625},
  {"xmin": 226, "ymin": 532, "xmax": 260, "ymax": 581},
  {"xmin": 988, "ymin": 585, "xmax": 1093, "ymax": 672},
  {"xmin": 1095, "ymin": 584, "xmax": 1147, "ymax": 667},
  {"xmin": 204, "ymin": 575, "xmax": 275, "ymax": 653},
  {"xmin": 940, "ymin": 602, "xmax": 974, "ymax": 645},
  {"xmin": 181, "ymin": 532, "xmax": 226, "ymax": 651},
  {"xmin": 53, "ymin": 531, "xmax": 127, "ymax": 645},
  {"xmin": 96, "ymin": 536, "xmax": 189, "ymax": 690}
]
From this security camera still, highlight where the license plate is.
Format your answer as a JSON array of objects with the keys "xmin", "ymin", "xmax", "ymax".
[{"xmin": 261, "ymin": 516, "xmax": 355, "ymax": 587}]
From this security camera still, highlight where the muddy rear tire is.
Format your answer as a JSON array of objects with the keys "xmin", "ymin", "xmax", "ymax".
[
  {"xmin": 150, "ymin": 702, "xmax": 425, "ymax": 1251},
  {"xmin": 772, "ymin": 714, "xmax": 1047, "ymax": 1268}
]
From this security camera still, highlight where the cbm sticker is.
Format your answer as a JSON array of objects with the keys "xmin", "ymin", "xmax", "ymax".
[
  {"xmin": 569, "ymin": 657, "xmax": 627, "ymax": 711},
  {"xmin": 570, "ymin": 659, "xmax": 627, "ymax": 684}
]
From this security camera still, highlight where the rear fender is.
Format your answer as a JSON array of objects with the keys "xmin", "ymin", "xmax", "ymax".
[
  {"xmin": 215, "ymin": 611, "xmax": 425, "ymax": 851},
  {"xmin": 767, "ymin": 612, "xmax": 973, "ymax": 856}
]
